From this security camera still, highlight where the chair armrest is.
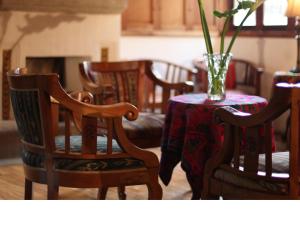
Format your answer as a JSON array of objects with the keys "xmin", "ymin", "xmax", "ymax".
[
  {"xmin": 69, "ymin": 91, "xmax": 94, "ymax": 104},
  {"xmin": 214, "ymin": 106, "xmax": 252, "ymax": 125},
  {"xmin": 50, "ymin": 80, "xmax": 139, "ymax": 121},
  {"xmin": 214, "ymin": 97, "xmax": 288, "ymax": 128}
]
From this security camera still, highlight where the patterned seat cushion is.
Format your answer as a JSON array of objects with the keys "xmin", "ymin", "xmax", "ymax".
[
  {"xmin": 214, "ymin": 152, "xmax": 289, "ymax": 194},
  {"xmin": 123, "ymin": 112, "xmax": 165, "ymax": 139},
  {"xmin": 22, "ymin": 135, "xmax": 145, "ymax": 171}
]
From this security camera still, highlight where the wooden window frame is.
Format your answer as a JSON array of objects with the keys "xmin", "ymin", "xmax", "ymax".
[{"xmin": 227, "ymin": 0, "xmax": 295, "ymax": 38}]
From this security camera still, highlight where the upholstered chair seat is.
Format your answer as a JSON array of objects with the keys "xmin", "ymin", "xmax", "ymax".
[
  {"xmin": 22, "ymin": 136, "xmax": 145, "ymax": 171},
  {"xmin": 123, "ymin": 112, "xmax": 165, "ymax": 142},
  {"xmin": 213, "ymin": 152, "xmax": 289, "ymax": 195}
]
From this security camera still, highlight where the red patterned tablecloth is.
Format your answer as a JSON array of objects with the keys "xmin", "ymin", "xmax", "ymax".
[{"xmin": 159, "ymin": 93, "xmax": 269, "ymax": 199}]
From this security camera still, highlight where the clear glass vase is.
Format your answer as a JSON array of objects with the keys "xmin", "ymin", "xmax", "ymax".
[{"xmin": 203, "ymin": 53, "xmax": 232, "ymax": 101}]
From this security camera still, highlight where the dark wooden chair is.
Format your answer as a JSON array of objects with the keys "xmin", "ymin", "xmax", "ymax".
[
  {"xmin": 193, "ymin": 58, "xmax": 263, "ymax": 96},
  {"xmin": 202, "ymin": 75, "xmax": 300, "ymax": 200},
  {"xmin": 8, "ymin": 69, "xmax": 162, "ymax": 200},
  {"xmin": 79, "ymin": 60, "xmax": 193, "ymax": 148}
]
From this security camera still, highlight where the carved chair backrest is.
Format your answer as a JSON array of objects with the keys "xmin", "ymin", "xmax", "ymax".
[
  {"xmin": 79, "ymin": 61, "xmax": 144, "ymax": 109},
  {"xmin": 79, "ymin": 60, "xmax": 192, "ymax": 114},
  {"xmin": 8, "ymin": 73, "xmax": 57, "ymax": 155}
]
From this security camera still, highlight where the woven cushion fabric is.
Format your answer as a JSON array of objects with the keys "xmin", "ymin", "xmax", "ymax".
[
  {"xmin": 22, "ymin": 135, "xmax": 145, "ymax": 171},
  {"xmin": 214, "ymin": 152, "xmax": 290, "ymax": 194},
  {"xmin": 55, "ymin": 135, "xmax": 122, "ymax": 153},
  {"xmin": 123, "ymin": 112, "xmax": 165, "ymax": 139},
  {"xmin": 10, "ymin": 90, "xmax": 43, "ymax": 146}
]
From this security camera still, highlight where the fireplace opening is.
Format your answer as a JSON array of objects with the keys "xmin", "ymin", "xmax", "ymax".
[{"xmin": 26, "ymin": 57, "xmax": 66, "ymax": 87}]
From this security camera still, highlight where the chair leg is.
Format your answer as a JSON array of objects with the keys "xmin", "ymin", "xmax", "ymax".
[
  {"xmin": 201, "ymin": 180, "xmax": 219, "ymax": 200},
  {"xmin": 47, "ymin": 184, "xmax": 59, "ymax": 200},
  {"xmin": 97, "ymin": 187, "xmax": 108, "ymax": 200},
  {"xmin": 147, "ymin": 183, "xmax": 163, "ymax": 200},
  {"xmin": 201, "ymin": 189, "xmax": 218, "ymax": 200},
  {"xmin": 147, "ymin": 169, "xmax": 163, "ymax": 200},
  {"xmin": 24, "ymin": 178, "xmax": 33, "ymax": 200},
  {"xmin": 118, "ymin": 186, "xmax": 127, "ymax": 200}
]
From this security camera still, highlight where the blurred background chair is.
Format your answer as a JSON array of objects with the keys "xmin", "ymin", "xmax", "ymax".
[
  {"xmin": 79, "ymin": 60, "xmax": 193, "ymax": 148},
  {"xmin": 202, "ymin": 75, "xmax": 300, "ymax": 200},
  {"xmin": 148, "ymin": 59, "xmax": 198, "ymax": 83},
  {"xmin": 8, "ymin": 70, "xmax": 162, "ymax": 200},
  {"xmin": 193, "ymin": 58, "xmax": 263, "ymax": 96}
]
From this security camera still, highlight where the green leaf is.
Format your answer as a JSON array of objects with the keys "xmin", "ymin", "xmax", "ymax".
[
  {"xmin": 237, "ymin": 1, "xmax": 255, "ymax": 10},
  {"xmin": 213, "ymin": 8, "xmax": 239, "ymax": 18},
  {"xmin": 213, "ymin": 10, "xmax": 224, "ymax": 18}
]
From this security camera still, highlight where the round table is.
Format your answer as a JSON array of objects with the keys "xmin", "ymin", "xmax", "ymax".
[{"xmin": 159, "ymin": 93, "xmax": 268, "ymax": 199}]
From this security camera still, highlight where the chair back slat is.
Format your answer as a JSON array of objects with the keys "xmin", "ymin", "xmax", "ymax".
[
  {"xmin": 243, "ymin": 126, "xmax": 260, "ymax": 174},
  {"xmin": 264, "ymin": 122, "xmax": 273, "ymax": 177},
  {"xmin": 64, "ymin": 109, "xmax": 71, "ymax": 154},
  {"xmin": 233, "ymin": 126, "xmax": 241, "ymax": 170},
  {"xmin": 106, "ymin": 118, "xmax": 113, "ymax": 155},
  {"xmin": 81, "ymin": 116, "xmax": 97, "ymax": 154},
  {"xmin": 171, "ymin": 67, "xmax": 177, "ymax": 83}
]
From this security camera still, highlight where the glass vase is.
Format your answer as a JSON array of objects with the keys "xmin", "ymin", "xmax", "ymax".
[{"xmin": 203, "ymin": 53, "xmax": 232, "ymax": 101}]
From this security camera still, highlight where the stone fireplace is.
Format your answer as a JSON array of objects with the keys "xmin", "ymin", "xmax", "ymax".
[{"xmin": 0, "ymin": 0, "xmax": 127, "ymax": 119}]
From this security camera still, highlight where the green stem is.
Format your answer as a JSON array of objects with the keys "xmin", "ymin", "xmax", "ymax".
[
  {"xmin": 220, "ymin": 17, "xmax": 230, "ymax": 55},
  {"xmin": 197, "ymin": 0, "xmax": 213, "ymax": 54},
  {"xmin": 225, "ymin": 9, "xmax": 253, "ymax": 55}
]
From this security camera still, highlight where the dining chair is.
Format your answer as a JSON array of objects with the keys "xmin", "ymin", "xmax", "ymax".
[
  {"xmin": 79, "ymin": 60, "xmax": 193, "ymax": 148},
  {"xmin": 149, "ymin": 59, "xmax": 198, "ymax": 83},
  {"xmin": 202, "ymin": 75, "xmax": 300, "ymax": 200},
  {"xmin": 8, "ymin": 69, "xmax": 162, "ymax": 200},
  {"xmin": 193, "ymin": 58, "xmax": 263, "ymax": 96}
]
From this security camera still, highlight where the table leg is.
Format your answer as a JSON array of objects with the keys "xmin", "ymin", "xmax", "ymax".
[{"xmin": 186, "ymin": 173, "xmax": 202, "ymax": 200}]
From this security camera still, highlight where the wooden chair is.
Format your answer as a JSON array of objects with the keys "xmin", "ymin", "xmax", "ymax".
[
  {"xmin": 149, "ymin": 59, "xmax": 198, "ymax": 83},
  {"xmin": 201, "ymin": 75, "xmax": 300, "ymax": 200},
  {"xmin": 193, "ymin": 58, "xmax": 263, "ymax": 96},
  {"xmin": 8, "ymin": 70, "xmax": 162, "ymax": 200},
  {"xmin": 79, "ymin": 60, "xmax": 193, "ymax": 148}
]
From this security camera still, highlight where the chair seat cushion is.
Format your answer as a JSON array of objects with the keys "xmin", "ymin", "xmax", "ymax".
[
  {"xmin": 214, "ymin": 152, "xmax": 289, "ymax": 194},
  {"xmin": 22, "ymin": 135, "xmax": 145, "ymax": 171},
  {"xmin": 123, "ymin": 112, "xmax": 165, "ymax": 139}
]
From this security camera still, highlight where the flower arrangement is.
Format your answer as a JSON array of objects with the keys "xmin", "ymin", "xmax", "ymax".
[{"xmin": 197, "ymin": 0, "xmax": 265, "ymax": 100}]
